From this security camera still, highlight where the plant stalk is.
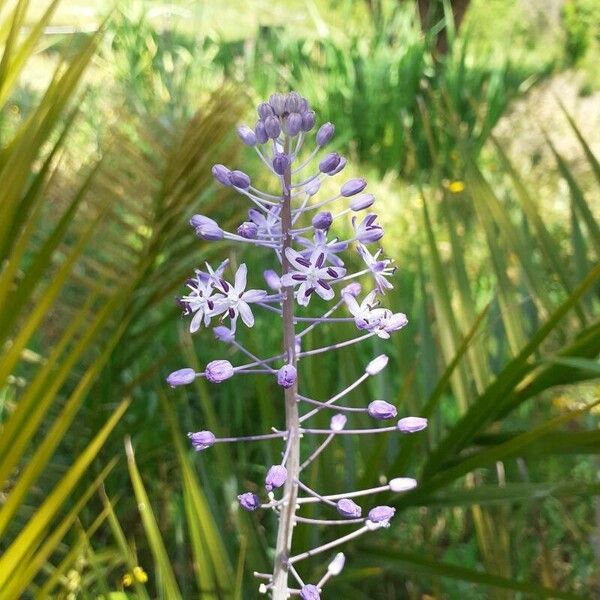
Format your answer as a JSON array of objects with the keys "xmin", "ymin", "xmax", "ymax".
[{"xmin": 271, "ymin": 138, "xmax": 300, "ymax": 598}]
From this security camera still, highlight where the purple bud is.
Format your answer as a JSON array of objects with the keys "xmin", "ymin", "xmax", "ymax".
[
  {"xmin": 350, "ymin": 193, "xmax": 375, "ymax": 211},
  {"xmin": 341, "ymin": 178, "xmax": 367, "ymax": 197},
  {"xmin": 255, "ymin": 120, "xmax": 268, "ymax": 144},
  {"xmin": 389, "ymin": 477, "xmax": 418, "ymax": 492},
  {"xmin": 272, "ymin": 152, "xmax": 291, "ymax": 175},
  {"xmin": 187, "ymin": 430, "xmax": 216, "ymax": 451},
  {"xmin": 330, "ymin": 156, "xmax": 347, "ymax": 175},
  {"xmin": 238, "ymin": 492, "xmax": 261, "ymax": 511},
  {"xmin": 300, "ymin": 585, "xmax": 320, "ymax": 600},
  {"xmin": 237, "ymin": 221, "xmax": 258, "ymax": 239},
  {"xmin": 341, "ymin": 282, "xmax": 362, "ymax": 297},
  {"xmin": 205, "ymin": 359, "xmax": 234, "ymax": 383},
  {"xmin": 277, "ymin": 364, "xmax": 297, "ymax": 389},
  {"xmin": 367, "ymin": 505, "xmax": 395, "ymax": 524},
  {"xmin": 264, "ymin": 115, "xmax": 281, "ymax": 139},
  {"xmin": 236, "ymin": 124, "xmax": 256, "ymax": 146},
  {"xmin": 397, "ymin": 416, "xmax": 428, "ymax": 433},
  {"xmin": 305, "ymin": 179, "xmax": 321, "ymax": 196},
  {"xmin": 286, "ymin": 112, "xmax": 303, "ymax": 136},
  {"xmin": 285, "ymin": 91, "xmax": 302, "ymax": 113},
  {"xmin": 213, "ymin": 326, "xmax": 235, "ymax": 343},
  {"xmin": 368, "ymin": 400, "xmax": 397, "ymax": 420},
  {"xmin": 301, "ymin": 110, "xmax": 316, "ymax": 131},
  {"xmin": 336, "ymin": 498, "xmax": 362, "ymax": 518},
  {"xmin": 212, "ymin": 164, "xmax": 231, "ymax": 187},
  {"xmin": 166, "ymin": 368, "xmax": 196, "ymax": 387},
  {"xmin": 316, "ymin": 122, "xmax": 334, "ymax": 146},
  {"xmin": 365, "ymin": 354, "xmax": 389, "ymax": 375},
  {"xmin": 330, "ymin": 413, "xmax": 347, "ymax": 432},
  {"xmin": 228, "ymin": 170, "xmax": 251, "ymax": 190},
  {"xmin": 384, "ymin": 312, "xmax": 408, "ymax": 334},
  {"xmin": 265, "ymin": 465, "xmax": 287, "ymax": 491},
  {"xmin": 257, "ymin": 102, "xmax": 274, "ymax": 119},
  {"xmin": 190, "ymin": 214, "xmax": 224, "ymax": 241},
  {"xmin": 264, "ymin": 269, "xmax": 281, "ymax": 290},
  {"xmin": 312, "ymin": 211, "xmax": 333, "ymax": 230},
  {"xmin": 269, "ymin": 93, "xmax": 286, "ymax": 115},
  {"xmin": 319, "ymin": 152, "xmax": 341, "ymax": 174}
]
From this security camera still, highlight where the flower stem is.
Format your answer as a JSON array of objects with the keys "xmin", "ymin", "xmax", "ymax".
[{"xmin": 271, "ymin": 137, "xmax": 300, "ymax": 599}]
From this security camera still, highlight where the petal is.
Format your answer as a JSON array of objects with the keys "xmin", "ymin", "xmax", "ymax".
[
  {"xmin": 242, "ymin": 289, "xmax": 267, "ymax": 303},
  {"xmin": 238, "ymin": 301, "xmax": 255, "ymax": 327},
  {"xmin": 296, "ymin": 282, "xmax": 311, "ymax": 306},
  {"xmin": 190, "ymin": 310, "xmax": 204, "ymax": 333},
  {"xmin": 284, "ymin": 247, "xmax": 308, "ymax": 269},
  {"xmin": 235, "ymin": 263, "xmax": 247, "ymax": 293},
  {"xmin": 316, "ymin": 283, "xmax": 335, "ymax": 301},
  {"xmin": 280, "ymin": 273, "xmax": 300, "ymax": 287}
]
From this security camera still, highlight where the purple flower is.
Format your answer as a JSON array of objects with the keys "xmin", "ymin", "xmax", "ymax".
[
  {"xmin": 305, "ymin": 179, "xmax": 321, "ymax": 196},
  {"xmin": 368, "ymin": 400, "xmax": 397, "ymax": 420},
  {"xmin": 187, "ymin": 430, "xmax": 216, "ymax": 451},
  {"xmin": 312, "ymin": 211, "xmax": 333, "ymax": 230},
  {"xmin": 265, "ymin": 465, "xmax": 287, "ymax": 491},
  {"xmin": 341, "ymin": 282, "xmax": 362, "ymax": 297},
  {"xmin": 190, "ymin": 215, "xmax": 224, "ymax": 241},
  {"xmin": 341, "ymin": 178, "xmax": 367, "ymax": 197},
  {"xmin": 269, "ymin": 93, "xmax": 286, "ymax": 115},
  {"xmin": 166, "ymin": 368, "xmax": 196, "ymax": 387},
  {"xmin": 350, "ymin": 193, "xmax": 375, "ymax": 211},
  {"xmin": 280, "ymin": 248, "xmax": 346, "ymax": 307},
  {"xmin": 205, "ymin": 360, "xmax": 234, "ymax": 383},
  {"xmin": 397, "ymin": 417, "xmax": 428, "ymax": 433},
  {"xmin": 277, "ymin": 364, "xmax": 297, "ymax": 388},
  {"xmin": 286, "ymin": 112, "xmax": 303, "ymax": 136},
  {"xmin": 300, "ymin": 584, "xmax": 320, "ymax": 600},
  {"xmin": 212, "ymin": 164, "xmax": 231, "ymax": 186},
  {"xmin": 336, "ymin": 498, "xmax": 362, "ymax": 518},
  {"xmin": 257, "ymin": 102, "xmax": 273, "ymax": 119},
  {"xmin": 237, "ymin": 221, "xmax": 258, "ymax": 239},
  {"xmin": 248, "ymin": 207, "xmax": 282, "ymax": 237},
  {"xmin": 330, "ymin": 156, "xmax": 347, "ymax": 175},
  {"xmin": 357, "ymin": 243, "xmax": 395, "ymax": 293},
  {"xmin": 228, "ymin": 170, "xmax": 251, "ymax": 189},
  {"xmin": 353, "ymin": 213, "xmax": 383, "ymax": 243},
  {"xmin": 367, "ymin": 505, "xmax": 395, "ymax": 525},
  {"xmin": 272, "ymin": 152, "xmax": 291, "ymax": 175},
  {"xmin": 319, "ymin": 152, "xmax": 342, "ymax": 174},
  {"xmin": 296, "ymin": 230, "xmax": 347, "ymax": 267},
  {"xmin": 365, "ymin": 354, "xmax": 389, "ymax": 375},
  {"xmin": 330, "ymin": 413, "xmax": 347, "ymax": 432},
  {"xmin": 238, "ymin": 492, "xmax": 261, "ymax": 511},
  {"xmin": 237, "ymin": 124, "xmax": 256, "ymax": 146},
  {"xmin": 344, "ymin": 290, "xmax": 388, "ymax": 331},
  {"xmin": 301, "ymin": 110, "xmax": 316, "ymax": 131},
  {"xmin": 263, "ymin": 269, "xmax": 281, "ymax": 290},
  {"xmin": 213, "ymin": 326, "xmax": 235, "ymax": 343},
  {"xmin": 255, "ymin": 120, "xmax": 268, "ymax": 144},
  {"xmin": 316, "ymin": 122, "xmax": 334, "ymax": 146},
  {"xmin": 264, "ymin": 115, "xmax": 281, "ymax": 139}
]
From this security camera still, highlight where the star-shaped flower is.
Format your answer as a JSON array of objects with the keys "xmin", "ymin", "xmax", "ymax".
[
  {"xmin": 248, "ymin": 207, "xmax": 282, "ymax": 237},
  {"xmin": 343, "ymin": 290, "xmax": 388, "ymax": 330},
  {"xmin": 357, "ymin": 243, "xmax": 395, "ymax": 293},
  {"xmin": 296, "ymin": 229, "xmax": 347, "ymax": 267},
  {"xmin": 280, "ymin": 248, "xmax": 346, "ymax": 307}
]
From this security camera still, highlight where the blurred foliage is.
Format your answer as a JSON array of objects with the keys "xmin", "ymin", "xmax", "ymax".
[{"xmin": 0, "ymin": 0, "xmax": 599, "ymax": 598}]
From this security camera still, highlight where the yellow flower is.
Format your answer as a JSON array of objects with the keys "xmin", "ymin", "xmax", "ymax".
[
  {"xmin": 133, "ymin": 566, "xmax": 148, "ymax": 583},
  {"xmin": 122, "ymin": 573, "xmax": 133, "ymax": 587},
  {"xmin": 448, "ymin": 180, "xmax": 465, "ymax": 194}
]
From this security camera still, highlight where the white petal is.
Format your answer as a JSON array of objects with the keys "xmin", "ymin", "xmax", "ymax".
[
  {"xmin": 238, "ymin": 301, "xmax": 255, "ymax": 327},
  {"xmin": 296, "ymin": 282, "xmax": 311, "ymax": 306},
  {"xmin": 280, "ymin": 273, "xmax": 300, "ymax": 287},
  {"xmin": 190, "ymin": 310, "xmax": 204, "ymax": 333},
  {"xmin": 316, "ymin": 283, "xmax": 335, "ymax": 301},
  {"xmin": 242, "ymin": 289, "xmax": 267, "ymax": 303},
  {"xmin": 235, "ymin": 263, "xmax": 247, "ymax": 293},
  {"xmin": 285, "ymin": 247, "xmax": 307, "ymax": 270}
]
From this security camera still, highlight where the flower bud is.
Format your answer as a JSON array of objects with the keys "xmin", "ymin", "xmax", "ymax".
[
  {"xmin": 367, "ymin": 505, "xmax": 395, "ymax": 525},
  {"xmin": 319, "ymin": 152, "xmax": 341, "ymax": 174},
  {"xmin": 305, "ymin": 179, "xmax": 321, "ymax": 196},
  {"xmin": 213, "ymin": 326, "xmax": 235, "ymax": 344},
  {"xmin": 237, "ymin": 221, "xmax": 258, "ymax": 239},
  {"xmin": 255, "ymin": 120, "xmax": 268, "ymax": 144},
  {"xmin": 257, "ymin": 102, "xmax": 273, "ymax": 119},
  {"xmin": 341, "ymin": 282, "xmax": 362, "ymax": 297},
  {"xmin": 300, "ymin": 584, "xmax": 320, "ymax": 600},
  {"xmin": 316, "ymin": 122, "xmax": 334, "ymax": 146},
  {"xmin": 285, "ymin": 91, "xmax": 302, "ymax": 112},
  {"xmin": 330, "ymin": 413, "xmax": 347, "ymax": 432},
  {"xmin": 205, "ymin": 359, "xmax": 234, "ymax": 383},
  {"xmin": 312, "ymin": 211, "xmax": 333, "ymax": 230},
  {"xmin": 383, "ymin": 312, "xmax": 408, "ymax": 334},
  {"xmin": 190, "ymin": 214, "xmax": 224, "ymax": 241},
  {"xmin": 389, "ymin": 477, "xmax": 417, "ymax": 492},
  {"xmin": 228, "ymin": 170, "xmax": 251, "ymax": 190},
  {"xmin": 330, "ymin": 156, "xmax": 346, "ymax": 175},
  {"xmin": 263, "ymin": 269, "xmax": 281, "ymax": 290},
  {"xmin": 365, "ymin": 354, "xmax": 388, "ymax": 375},
  {"xmin": 277, "ymin": 364, "xmax": 297, "ymax": 389},
  {"xmin": 336, "ymin": 498, "xmax": 362, "ymax": 518},
  {"xmin": 350, "ymin": 193, "xmax": 375, "ymax": 211},
  {"xmin": 341, "ymin": 178, "xmax": 367, "ymax": 197},
  {"xmin": 327, "ymin": 553, "xmax": 345, "ymax": 576},
  {"xmin": 238, "ymin": 492, "xmax": 261, "ymax": 511},
  {"xmin": 265, "ymin": 465, "xmax": 287, "ymax": 491},
  {"xmin": 368, "ymin": 400, "xmax": 397, "ymax": 420},
  {"xmin": 272, "ymin": 152, "xmax": 291, "ymax": 175},
  {"xmin": 301, "ymin": 110, "xmax": 316, "ymax": 131},
  {"xmin": 269, "ymin": 93, "xmax": 286, "ymax": 115},
  {"xmin": 187, "ymin": 430, "xmax": 216, "ymax": 451},
  {"xmin": 212, "ymin": 164, "xmax": 231, "ymax": 186},
  {"xmin": 286, "ymin": 112, "xmax": 303, "ymax": 136},
  {"xmin": 397, "ymin": 416, "xmax": 428, "ymax": 433},
  {"xmin": 166, "ymin": 368, "xmax": 196, "ymax": 387},
  {"xmin": 264, "ymin": 115, "xmax": 281, "ymax": 139},
  {"xmin": 236, "ymin": 124, "xmax": 256, "ymax": 146}
]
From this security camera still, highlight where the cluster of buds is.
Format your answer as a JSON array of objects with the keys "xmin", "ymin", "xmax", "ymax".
[{"xmin": 167, "ymin": 91, "xmax": 427, "ymax": 599}]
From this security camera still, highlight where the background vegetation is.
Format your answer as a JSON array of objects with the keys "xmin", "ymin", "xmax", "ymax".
[{"xmin": 1, "ymin": 0, "xmax": 599, "ymax": 598}]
